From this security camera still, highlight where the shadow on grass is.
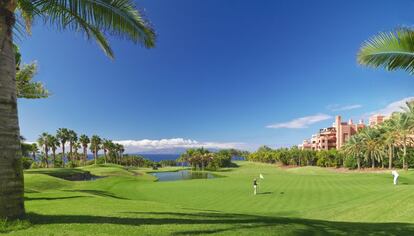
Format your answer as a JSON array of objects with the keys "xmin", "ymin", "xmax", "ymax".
[
  {"xmin": 259, "ymin": 191, "xmax": 273, "ymax": 195},
  {"xmin": 24, "ymin": 189, "xmax": 40, "ymax": 194},
  {"xmin": 25, "ymin": 211, "xmax": 414, "ymax": 235},
  {"xmin": 24, "ymin": 195, "xmax": 89, "ymax": 201},
  {"xmin": 63, "ymin": 190, "xmax": 129, "ymax": 200}
]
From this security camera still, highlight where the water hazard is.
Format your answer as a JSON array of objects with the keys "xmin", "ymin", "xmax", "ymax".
[{"xmin": 151, "ymin": 170, "xmax": 215, "ymax": 182}]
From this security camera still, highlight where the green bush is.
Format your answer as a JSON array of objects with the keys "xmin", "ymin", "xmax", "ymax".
[
  {"xmin": 53, "ymin": 156, "xmax": 63, "ymax": 168},
  {"xmin": 344, "ymin": 156, "xmax": 357, "ymax": 169},
  {"xmin": 21, "ymin": 157, "xmax": 33, "ymax": 169},
  {"xmin": 159, "ymin": 160, "xmax": 177, "ymax": 167},
  {"xmin": 30, "ymin": 162, "xmax": 41, "ymax": 169},
  {"xmin": 66, "ymin": 161, "xmax": 78, "ymax": 168}
]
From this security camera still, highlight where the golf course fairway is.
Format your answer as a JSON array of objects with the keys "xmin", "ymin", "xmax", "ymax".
[{"xmin": 3, "ymin": 161, "xmax": 414, "ymax": 235}]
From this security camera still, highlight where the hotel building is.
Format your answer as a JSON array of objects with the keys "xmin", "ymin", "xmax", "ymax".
[{"xmin": 299, "ymin": 114, "xmax": 385, "ymax": 151}]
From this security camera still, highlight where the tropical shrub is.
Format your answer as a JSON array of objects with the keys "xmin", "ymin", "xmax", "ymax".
[
  {"xmin": 21, "ymin": 157, "xmax": 33, "ymax": 170},
  {"xmin": 344, "ymin": 156, "xmax": 358, "ymax": 169}
]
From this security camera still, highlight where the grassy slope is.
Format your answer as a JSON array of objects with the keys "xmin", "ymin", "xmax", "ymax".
[{"xmin": 5, "ymin": 162, "xmax": 414, "ymax": 235}]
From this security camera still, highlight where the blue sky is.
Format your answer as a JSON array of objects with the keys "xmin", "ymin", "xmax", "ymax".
[{"xmin": 18, "ymin": 0, "xmax": 414, "ymax": 152}]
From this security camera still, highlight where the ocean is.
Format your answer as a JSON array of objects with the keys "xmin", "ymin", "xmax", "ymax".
[{"xmin": 139, "ymin": 154, "xmax": 181, "ymax": 162}]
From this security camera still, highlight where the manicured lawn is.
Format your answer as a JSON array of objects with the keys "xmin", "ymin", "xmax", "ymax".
[{"xmin": 4, "ymin": 162, "xmax": 414, "ymax": 235}]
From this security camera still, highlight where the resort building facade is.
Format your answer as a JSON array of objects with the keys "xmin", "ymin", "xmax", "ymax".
[{"xmin": 299, "ymin": 114, "xmax": 386, "ymax": 151}]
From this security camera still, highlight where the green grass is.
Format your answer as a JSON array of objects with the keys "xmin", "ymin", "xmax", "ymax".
[{"xmin": 5, "ymin": 162, "xmax": 414, "ymax": 235}]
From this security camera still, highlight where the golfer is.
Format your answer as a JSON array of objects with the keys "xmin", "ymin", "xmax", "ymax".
[
  {"xmin": 392, "ymin": 170, "xmax": 399, "ymax": 185},
  {"xmin": 253, "ymin": 178, "xmax": 258, "ymax": 195}
]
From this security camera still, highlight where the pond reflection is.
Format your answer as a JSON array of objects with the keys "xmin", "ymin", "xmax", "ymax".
[{"xmin": 151, "ymin": 170, "xmax": 215, "ymax": 182}]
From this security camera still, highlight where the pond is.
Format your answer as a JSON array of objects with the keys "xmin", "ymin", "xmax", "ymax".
[{"xmin": 151, "ymin": 170, "xmax": 216, "ymax": 182}]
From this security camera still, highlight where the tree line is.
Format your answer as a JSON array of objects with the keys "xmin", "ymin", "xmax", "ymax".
[
  {"xmin": 22, "ymin": 128, "xmax": 125, "ymax": 168},
  {"xmin": 177, "ymin": 148, "xmax": 249, "ymax": 171},
  {"xmin": 248, "ymin": 102, "xmax": 414, "ymax": 170},
  {"xmin": 342, "ymin": 102, "xmax": 414, "ymax": 170}
]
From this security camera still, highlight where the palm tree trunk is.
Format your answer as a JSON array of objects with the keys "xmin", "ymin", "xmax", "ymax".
[
  {"xmin": 371, "ymin": 153, "xmax": 375, "ymax": 169},
  {"xmin": 104, "ymin": 150, "xmax": 107, "ymax": 164},
  {"xmin": 357, "ymin": 157, "xmax": 361, "ymax": 170},
  {"xmin": 388, "ymin": 145, "xmax": 393, "ymax": 169},
  {"xmin": 83, "ymin": 146, "xmax": 87, "ymax": 166},
  {"xmin": 69, "ymin": 142, "xmax": 73, "ymax": 163},
  {"xmin": 44, "ymin": 147, "xmax": 49, "ymax": 168},
  {"xmin": 0, "ymin": 6, "xmax": 25, "ymax": 219},
  {"xmin": 403, "ymin": 141, "xmax": 407, "ymax": 170},
  {"xmin": 61, "ymin": 142, "xmax": 65, "ymax": 167},
  {"xmin": 94, "ymin": 149, "xmax": 97, "ymax": 165},
  {"xmin": 52, "ymin": 149, "xmax": 56, "ymax": 167}
]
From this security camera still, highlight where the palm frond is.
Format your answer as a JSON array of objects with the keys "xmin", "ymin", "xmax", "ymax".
[
  {"xmin": 17, "ymin": 0, "xmax": 40, "ymax": 34},
  {"xmin": 16, "ymin": 62, "xmax": 51, "ymax": 99},
  {"xmin": 28, "ymin": 0, "xmax": 155, "ymax": 58},
  {"xmin": 357, "ymin": 28, "xmax": 414, "ymax": 75}
]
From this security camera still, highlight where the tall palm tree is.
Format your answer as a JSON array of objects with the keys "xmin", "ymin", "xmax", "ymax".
[
  {"xmin": 107, "ymin": 141, "xmax": 117, "ymax": 163},
  {"xmin": 67, "ymin": 129, "xmax": 78, "ymax": 163},
  {"xmin": 0, "ymin": 0, "xmax": 155, "ymax": 219},
  {"xmin": 358, "ymin": 28, "xmax": 414, "ymax": 75},
  {"xmin": 342, "ymin": 135, "xmax": 364, "ymax": 170},
  {"xmin": 119, "ymin": 144, "xmax": 125, "ymax": 165},
  {"xmin": 73, "ymin": 141, "xmax": 81, "ymax": 165},
  {"xmin": 360, "ymin": 128, "xmax": 385, "ymax": 169},
  {"xmin": 389, "ymin": 112, "xmax": 412, "ymax": 169},
  {"xmin": 49, "ymin": 135, "xmax": 60, "ymax": 167},
  {"xmin": 56, "ymin": 128, "xmax": 70, "ymax": 165},
  {"xmin": 380, "ymin": 119, "xmax": 398, "ymax": 169},
  {"xmin": 30, "ymin": 143, "xmax": 38, "ymax": 162},
  {"xmin": 178, "ymin": 153, "xmax": 190, "ymax": 169},
  {"xmin": 37, "ymin": 133, "xmax": 52, "ymax": 168},
  {"xmin": 90, "ymin": 135, "xmax": 102, "ymax": 165},
  {"xmin": 79, "ymin": 134, "xmax": 90, "ymax": 166},
  {"xmin": 113, "ymin": 143, "xmax": 121, "ymax": 165},
  {"xmin": 102, "ymin": 139, "xmax": 113, "ymax": 164}
]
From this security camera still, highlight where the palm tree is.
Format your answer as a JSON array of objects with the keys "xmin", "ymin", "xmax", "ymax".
[
  {"xmin": 108, "ymin": 141, "xmax": 117, "ymax": 163},
  {"xmin": 389, "ymin": 112, "xmax": 412, "ymax": 169},
  {"xmin": 178, "ymin": 153, "xmax": 190, "ymax": 169},
  {"xmin": 380, "ymin": 120, "xmax": 398, "ymax": 169},
  {"xmin": 37, "ymin": 133, "xmax": 52, "ymax": 168},
  {"xmin": 360, "ymin": 128, "xmax": 385, "ymax": 169},
  {"xmin": 201, "ymin": 153, "xmax": 214, "ymax": 171},
  {"xmin": 342, "ymin": 135, "xmax": 364, "ymax": 170},
  {"xmin": 14, "ymin": 45, "xmax": 49, "ymax": 99},
  {"xmin": 102, "ymin": 139, "xmax": 113, "ymax": 164},
  {"xmin": 90, "ymin": 135, "xmax": 102, "ymax": 165},
  {"xmin": 119, "ymin": 145, "xmax": 125, "ymax": 165},
  {"xmin": 0, "ymin": 0, "xmax": 155, "ymax": 219},
  {"xmin": 56, "ymin": 128, "xmax": 70, "ymax": 165},
  {"xmin": 49, "ymin": 135, "xmax": 60, "ymax": 167},
  {"xmin": 113, "ymin": 143, "xmax": 121, "ymax": 165},
  {"xmin": 73, "ymin": 141, "xmax": 81, "ymax": 165},
  {"xmin": 358, "ymin": 28, "xmax": 414, "ymax": 75},
  {"xmin": 67, "ymin": 130, "xmax": 78, "ymax": 163},
  {"xmin": 79, "ymin": 135, "xmax": 90, "ymax": 166},
  {"xmin": 30, "ymin": 143, "xmax": 38, "ymax": 162}
]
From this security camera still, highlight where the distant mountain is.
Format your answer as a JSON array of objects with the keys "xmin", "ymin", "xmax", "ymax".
[{"xmin": 133, "ymin": 147, "xmax": 220, "ymax": 155}]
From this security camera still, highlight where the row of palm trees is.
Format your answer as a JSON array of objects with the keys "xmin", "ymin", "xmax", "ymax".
[
  {"xmin": 177, "ymin": 148, "xmax": 245, "ymax": 170},
  {"xmin": 33, "ymin": 128, "xmax": 125, "ymax": 168},
  {"xmin": 342, "ymin": 102, "xmax": 414, "ymax": 170}
]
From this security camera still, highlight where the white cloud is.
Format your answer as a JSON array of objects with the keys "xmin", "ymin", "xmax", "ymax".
[
  {"xmin": 369, "ymin": 97, "xmax": 414, "ymax": 117},
  {"xmin": 114, "ymin": 138, "xmax": 245, "ymax": 153},
  {"xmin": 266, "ymin": 114, "xmax": 332, "ymax": 129},
  {"xmin": 327, "ymin": 104, "xmax": 362, "ymax": 112}
]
